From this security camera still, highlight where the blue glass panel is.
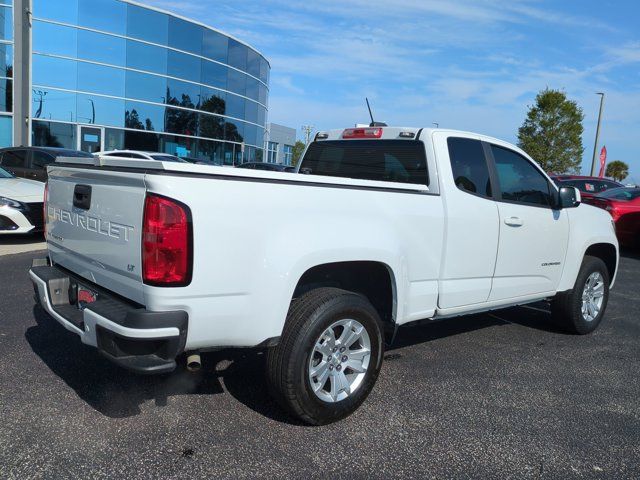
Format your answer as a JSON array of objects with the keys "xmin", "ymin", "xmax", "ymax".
[
  {"xmin": 77, "ymin": 93, "xmax": 124, "ymax": 127},
  {"xmin": 77, "ymin": 62, "xmax": 125, "ymax": 97},
  {"xmin": 32, "ymin": 88, "xmax": 76, "ymax": 122},
  {"xmin": 125, "ymin": 101, "xmax": 164, "ymax": 132},
  {"xmin": 245, "ymin": 77, "xmax": 259, "ymax": 101},
  {"xmin": 227, "ymin": 69, "xmax": 246, "ymax": 96},
  {"xmin": 126, "ymin": 70, "xmax": 166, "ymax": 104},
  {"xmin": 77, "ymin": 30, "xmax": 125, "ymax": 65},
  {"xmin": 246, "ymin": 49, "xmax": 260, "ymax": 78},
  {"xmin": 227, "ymin": 39, "xmax": 247, "ymax": 71},
  {"xmin": 0, "ymin": 43, "xmax": 12, "ymax": 78},
  {"xmin": 167, "ymin": 50, "xmax": 201, "ymax": 83},
  {"xmin": 259, "ymin": 57, "xmax": 270, "ymax": 84},
  {"xmin": 202, "ymin": 60, "xmax": 227, "ymax": 90},
  {"xmin": 0, "ymin": 78, "xmax": 10, "ymax": 112},
  {"xmin": 33, "ymin": 120, "xmax": 76, "ymax": 149},
  {"xmin": 33, "ymin": 55, "xmax": 77, "ymax": 90},
  {"xmin": 126, "ymin": 4, "xmax": 168, "ymax": 45},
  {"xmin": 104, "ymin": 128, "xmax": 124, "ymax": 150},
  {"xmin": 126, "ymin": 40, "xmax": 167, "ymax": 74},
  {"xmin": 78, "ymin": 0, "xmax": 126, "ymax": 35},
  {"xmin": 200, "ymin": 88, "xmax": 226, "ymax": 115},
  {"xmin": 0, "ymin": 115, "xmax": 11, "ymax": 147},
  {"xmin": 257, "ymin": 106, "xmax": 266, "ymax": 127},
  {"xmin": 165, "ymin": 107, "xmax": 198, "ymax": 136},
  {"xmin": 225, "ymin": 94, "xmax": 245, "ymax": 119},
  {"xmin": 0, "ymin": 5, "xmax": 12, "ymax": 41},
  {"xmin": 33, "ymin": 20, "xmax": 77, "ymax": 58},
  {"xmin": 244, "ymin": 124, "xmax": 258, "ymax": 147},
  {"xmin": 202, "ymin": 29, "xmax": 228, "ymax": 63},
  {"xmin": 166, "ymin": 78, "xmax": 200, "ymax": 109},
  {"xmin": 244, "ymin": 100, "xmax": 258, "ymax": 125},
  {"xmin": 168, "ymin": 16, "xmax": 202, "ymax": 55},
  {"xmin": 198, "ymin": 113, "xmax": 224, "ymax": 141},
  {"xmin": 194, "ymin": 137, "xmax": 224, "ymax": 164},
  {"xmin": 257, "ymin": 127, "xmax": 265, "ymax": 146},
  {"xmin": 225, "ymin": 119, "xmax": 244, "ymax": 143},
  {"xmin": 258, "ymin": 84, "xmax": 267, "ymax": 106},
  {"xmin": 33, "ymin": 0, "xmax": 78, "ymax": 24}
]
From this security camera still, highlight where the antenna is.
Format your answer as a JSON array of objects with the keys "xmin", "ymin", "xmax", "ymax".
[{"xmin": 365, "ymin": 98, "xmax": 387, "ymax": 127}]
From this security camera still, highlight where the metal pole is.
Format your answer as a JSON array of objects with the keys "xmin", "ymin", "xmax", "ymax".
[{"xmin": 590, "ymin": 92, "xmax": 605, "ymax": 176}]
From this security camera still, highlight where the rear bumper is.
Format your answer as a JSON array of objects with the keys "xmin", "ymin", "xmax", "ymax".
[{"xmin": 29, "ymin": 260, "xmax": 188, "ymax": 374}]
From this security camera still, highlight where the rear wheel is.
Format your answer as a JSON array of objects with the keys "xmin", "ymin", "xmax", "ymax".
[
  {"xmin": 266, "ymin": 287, "xmax": 384, "ymax": 425},
  {"xmin": 551, "ymin": 255, "xmax": 610, "ymax": 334}
]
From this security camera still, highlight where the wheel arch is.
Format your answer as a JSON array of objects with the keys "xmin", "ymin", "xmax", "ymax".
[
  {"xmin": 585, "ymin": 242, "xmax": 618, "ymax": 283},
  {"xmin": 292, "ymin": 261, "xmax": 398, "ymax": 329}
]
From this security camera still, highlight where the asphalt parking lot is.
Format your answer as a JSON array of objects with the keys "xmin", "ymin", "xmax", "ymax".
[{"xmin": 0, "ymin": 249, "xmax": 639, "ymax": 479}]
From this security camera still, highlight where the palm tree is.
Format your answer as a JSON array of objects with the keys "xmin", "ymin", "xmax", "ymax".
[{"xmin": 605, "ymin": 160, "xmax": 629, "ymax": 182}]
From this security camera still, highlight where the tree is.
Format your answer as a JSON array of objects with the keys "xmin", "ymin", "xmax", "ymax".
[
  {"xmin": 605, "ymin": 160, "xmax": 629, "ymax": 182},
  {"xmin": 291, "ymin": 140, "xmax": 306, "ymax": 167},
  {"xmin": 517, "ymin": 88, "xmax": 584, "ymax": 174}
]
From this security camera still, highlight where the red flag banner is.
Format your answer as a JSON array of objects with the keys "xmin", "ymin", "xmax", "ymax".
[{"xmin": 598, "ymin": 145, "xmax": 607, "ymax": 178}]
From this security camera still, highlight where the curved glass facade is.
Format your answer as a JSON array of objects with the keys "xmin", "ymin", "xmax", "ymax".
[
  {"xmin": 29, "ymin": 0, "xmax": 269, "ymax": 164},
  {"xmin": 0, "ymin": 1, "xmax": 13, "ymax": 147}
]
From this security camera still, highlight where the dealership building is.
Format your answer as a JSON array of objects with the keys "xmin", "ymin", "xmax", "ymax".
[{"xmin": 1, "ymin": 0, "xmax": 272, "ymax": 164}]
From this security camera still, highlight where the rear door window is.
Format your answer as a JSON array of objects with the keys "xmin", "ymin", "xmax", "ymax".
[
  {"xmin": 32, "ymin": 151, "xmax": 55, "ymax": 169},
  {"xmin": 1, "ymin": 149, "xmax": 28, "ymax": 168},
  {"xmin": 447, "ymin": 137, "xmax": 492, "ymax": 197},
  {"xmin": 301, "ymin": 140, "xmax": 428, "ymax": 185}
]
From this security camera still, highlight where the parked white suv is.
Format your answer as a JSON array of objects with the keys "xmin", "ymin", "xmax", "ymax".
[
  {"xmin": 31, "ymin": 126, "xmax": 618, "ymax": 424},
  {"xmin": 96, "ymin": 150, "xmax": 187, "ymax": 163}
]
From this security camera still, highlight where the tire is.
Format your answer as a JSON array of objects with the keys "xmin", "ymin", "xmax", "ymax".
[
  {"xmin": 551, "ymin": 255, "xmax": 610, "ymax": 334},
  {"xmin": 267, "ymin": 287, "xmax": 384, "ymax": 425}
]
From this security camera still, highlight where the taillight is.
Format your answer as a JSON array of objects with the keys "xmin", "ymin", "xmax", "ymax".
[
  {"xmin": 342, "ymin": 127, "xmax": 383, "ymax": 139},
  {"xmin": 605, "ymin": 203, "xmax": 620, "ymax": 221},
  {"xmin": 43, "ymin": 182, "xmax": 48, "ymax": 237},
  {"xmin": 142, "ymin": 194, "xmax": 192, "ymax": 286}
]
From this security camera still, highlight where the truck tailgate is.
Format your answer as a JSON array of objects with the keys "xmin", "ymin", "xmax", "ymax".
[{"xmin": 46, "ymin": 166, "xmax": 147, "ymax": 305}]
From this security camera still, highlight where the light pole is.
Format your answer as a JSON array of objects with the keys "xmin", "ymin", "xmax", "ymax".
[
  {"xmin": 301, "ymin": 125, "xmax": 314, "ymax": 145},
  {"xmin": 590, "ymin": 92, "xmax": 605, "ymax": 176}
]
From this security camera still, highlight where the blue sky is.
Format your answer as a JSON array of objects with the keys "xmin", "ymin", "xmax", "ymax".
[{"xmin": 146, "ymin": 0, "xmax": 640, "ymax": 181}]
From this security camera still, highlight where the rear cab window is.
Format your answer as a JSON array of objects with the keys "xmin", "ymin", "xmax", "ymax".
[
  {"xmin": 301, "ymin": 140, "xmax": 429, "ymax": 186},
  {"xmin": 447, "ymin": 137, "xmax": 492, "ymax": 197}
]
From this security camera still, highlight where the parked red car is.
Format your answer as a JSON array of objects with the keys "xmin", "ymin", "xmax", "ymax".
[
  {"xmin": 585, "ymin": 187, "xmax": 640, "ymax": 247},
  {"xmin": 551, "ymin": 175, "xmax": 623, "ymax": 201}
]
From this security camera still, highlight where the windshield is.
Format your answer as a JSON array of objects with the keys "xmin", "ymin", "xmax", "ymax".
[
  {"xmin": 301, "ymin": 140, "xmax": 428, "ymax": 185},
  {"xmin": 150, "ymin": 154, "xmax": 188, "ymax": 163},
  {"xmin": 597, "ymin": 187, "xmax": 640, "ymax": 201},
  {"xmin": 0, "ymin": 166, "xmax": 14, "ymax": 178}
]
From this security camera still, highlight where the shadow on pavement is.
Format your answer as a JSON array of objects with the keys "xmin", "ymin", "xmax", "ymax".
[{"xmin": 25, "ymin": 299, "xmax": 565, "ymax": 423}]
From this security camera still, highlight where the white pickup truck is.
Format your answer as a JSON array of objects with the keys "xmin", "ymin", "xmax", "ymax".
[{"xmin": 30, "ymin": 126, "xmax": 618, "ymax": 425}]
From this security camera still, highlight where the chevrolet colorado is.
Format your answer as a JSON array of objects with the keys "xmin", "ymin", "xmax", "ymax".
[{"xmin": 30, "ymin": 127, "xmax": 618, "ymax": 424}]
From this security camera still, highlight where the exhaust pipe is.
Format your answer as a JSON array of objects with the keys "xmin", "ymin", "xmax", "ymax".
[{"xmin": 186, "ymin": 352, "xmax": 202, "ymax": 372}]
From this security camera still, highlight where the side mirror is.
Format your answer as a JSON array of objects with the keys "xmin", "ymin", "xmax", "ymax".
[{"xmin": 558, "ymin": 186, "xmax": 581, "ymax": 209}]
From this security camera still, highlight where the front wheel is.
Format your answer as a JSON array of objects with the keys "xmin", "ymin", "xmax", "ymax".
[
  {"xmin": 551, "ymin": 255, "xmax": 610, "ymax": 334},
  {"xmin": 266, "ymin": 288, "xmax": 384, "ymax": 425}
]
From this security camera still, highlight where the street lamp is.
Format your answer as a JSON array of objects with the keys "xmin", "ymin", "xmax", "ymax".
[{"xmin": 590, "ymin": 92, "xmax": 605, "ymax": 176}]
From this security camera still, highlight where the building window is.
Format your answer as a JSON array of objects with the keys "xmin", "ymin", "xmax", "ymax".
[
  {"xmin": 267, "ymin": 141, "xmax": 278, "ymax": 163},
  {"xmin": 283, "ymin": 144, "xmax": 293, "ymax": 165}
]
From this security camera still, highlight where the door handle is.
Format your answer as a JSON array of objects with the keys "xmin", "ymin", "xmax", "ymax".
[{"xmin": 504, "ymin": 216, "xmax": 523, "ymax": 227}]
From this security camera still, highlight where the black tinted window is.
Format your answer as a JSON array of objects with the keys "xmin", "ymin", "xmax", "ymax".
[
  {"xmin": 492, "ymin": 145, "xmax": 553, "ymax": 207},
  {"xmin": 301, "ymin": 140, "xmax": 428, "ymax": 185},
  {"xmin": 32, "ymin": 151, "xmax": 54, "ymax": 169},
  {"xmin": 1, "ymin": 150, "xmax": 28, "ymax": 168},
  {"xmin": 447, "ymin": 137, "xmax": 491, "ymax": 197}
]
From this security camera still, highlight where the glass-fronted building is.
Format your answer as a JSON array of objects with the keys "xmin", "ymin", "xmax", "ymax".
[{"xmin": 2, "ymin": 0, "xmax": 270, "ymax": 164}]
